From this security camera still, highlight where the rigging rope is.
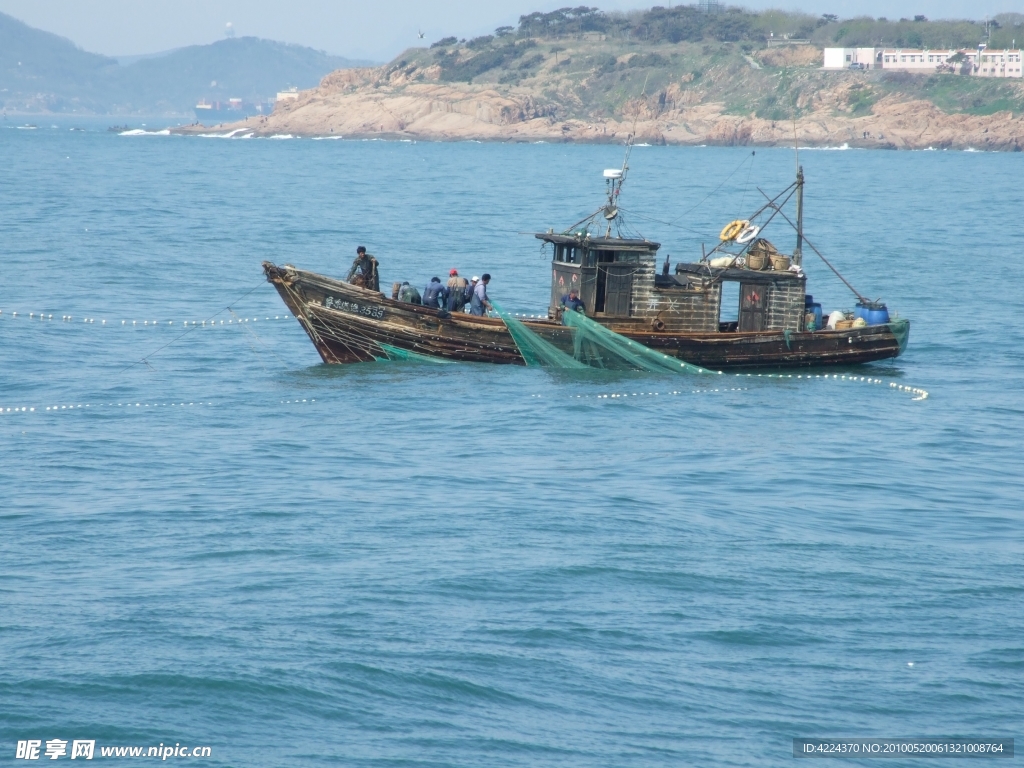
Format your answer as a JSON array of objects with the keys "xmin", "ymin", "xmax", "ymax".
[
  {"xmin": 668, "ymin": 151, "xmax": 755, "ymax": 226},
  {"xmin": 755, "ymin": 189, "xmax": 870, "ymax": 303}
]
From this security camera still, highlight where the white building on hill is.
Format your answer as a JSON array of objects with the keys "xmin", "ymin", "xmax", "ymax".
[{"xmin": 823, "ymin": 46, "xmax": 1022, "ymax": 78}]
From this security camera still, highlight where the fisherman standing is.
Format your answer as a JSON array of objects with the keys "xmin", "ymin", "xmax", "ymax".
[
  {"xmin": 422, "ymin": 277, "xmax": 449, "ymax": 309},
  {"xmin": 464, "ymin": 276, "xmax": 479, "ymax": 312},
  {"xmin": 347, "ymin": 246, "xmax": 379, "ymax": 292},
  {"xmin": 470, "ymin": 273, "xmax": 492, "ymax": 316},
  {"xmin": 446, "ymin": 269, "xmax": 469, "ymax": 312}
]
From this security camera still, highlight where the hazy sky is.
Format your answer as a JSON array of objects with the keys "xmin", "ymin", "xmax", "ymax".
[{"xmin": 0, "ymin": 0, "xmax": 1014, "ymax": 61}]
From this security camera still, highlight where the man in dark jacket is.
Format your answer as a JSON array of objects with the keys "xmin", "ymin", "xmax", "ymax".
[
  {"xmin": 347, "ymin": 246, "xmax": 379, "ymax": 292},
  {"xmin": 560, "ymin": 289, "xmax": 585, "ymax": 312},
  {"xmin": 422, "ymin": 277, "xmax": 449, "ymax": 309}
]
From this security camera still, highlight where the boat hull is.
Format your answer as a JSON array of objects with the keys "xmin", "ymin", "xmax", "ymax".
[{"xmin": 263, "ymin": 263, "xmax": 908, "ymax": 370}]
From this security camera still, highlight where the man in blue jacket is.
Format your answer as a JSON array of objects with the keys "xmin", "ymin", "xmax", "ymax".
[
  {"xmin": 561, "ymin": 289, "xmax": 585, "ymax": 312},
  {"xmin": 422, "ymin": 277, "xmax": 449, "ymax": 309}
]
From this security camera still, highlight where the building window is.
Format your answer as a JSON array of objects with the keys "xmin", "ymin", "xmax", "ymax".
[{"xmin": 846, "ymin": 55, "xmax": 851, "ymax": 62}]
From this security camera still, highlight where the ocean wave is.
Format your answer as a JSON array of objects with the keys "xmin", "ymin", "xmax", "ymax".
[
  {"xmin": 311, "ymin": 135, "xmax": 345, "ymax": 140},
  {"xmin": 799, "ymin": 143, "xmax": 851, "ymax": 151},
  {"xmin": 195, "ymin": 128, "xmax": 253, "ymax": 139},
  {"xmin": 265, "ymin": 134, "xmax": 296, "ymax": 140},
  {"xmin": 119, "ymin": 129, "xmax": 171, "ymax": 136}
]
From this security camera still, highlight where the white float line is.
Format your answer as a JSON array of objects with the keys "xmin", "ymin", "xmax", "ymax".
[
  {"xmin": 733, "ymin": 371, "xmax": 929, "ymax": 400},
  {"xmin": 1, "ymin": 399, "xmax": 320, "ymax": 416},
  {"xmin": 0, "ymin": 402, "xmax": 216, "ymax": 416},
  {"xmin": 531, "ymin": 373, "xmax": 928, "ymax": 402},
  {"xmin": 0, "ymin": 311, "xmax": 293, "ymax": 327},
  {"xmin": 530, "ymin": 389, "xmax": 749, "ymax": 399}
]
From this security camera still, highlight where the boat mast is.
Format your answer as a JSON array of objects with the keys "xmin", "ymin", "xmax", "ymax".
[
  {"xmin": 794, "ymin": 166, "xmax": 804, "ymax": 266},
  {"xmin": 603, "ymin": 75, "xmax": 648, "ymax": 238}
]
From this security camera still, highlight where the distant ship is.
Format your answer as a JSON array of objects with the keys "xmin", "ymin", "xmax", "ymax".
[{"xmin": 194, "ymin": 98, "xmax": 275, "ymax": 124}]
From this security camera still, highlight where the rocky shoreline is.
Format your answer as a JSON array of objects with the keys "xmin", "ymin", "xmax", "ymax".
[{"xmin": 173, "ymin": 65, "xmax": 1024, "ymax": 152}]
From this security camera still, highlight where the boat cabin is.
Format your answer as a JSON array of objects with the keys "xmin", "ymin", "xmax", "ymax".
[{"xmin": 538, "ymin": 233, "xmax": 807, "ymax": 333}]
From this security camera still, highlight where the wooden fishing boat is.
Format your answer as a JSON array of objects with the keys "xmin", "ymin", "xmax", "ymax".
[
  {"xmin": 262, "ymin": 263, "xmax": 908, "ymax": 370},
  {"xmin": 263, "ymin": 165, "xmax": 909, "ymax": 370}
]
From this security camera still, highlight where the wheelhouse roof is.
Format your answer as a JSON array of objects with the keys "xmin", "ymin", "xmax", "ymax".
[{"xmin": 535, "ymin": 233, "xmax": 661, "ymax": 251}]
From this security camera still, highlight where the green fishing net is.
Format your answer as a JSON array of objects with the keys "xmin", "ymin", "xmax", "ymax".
[
  {"xmin": 493, "ymin": 300, "xmax": 717, "ymax": 374},
  {"xmin": 887, "ymin": 319, "xmax": 910, "ymax": 355},
  {"xmin": 491, "ymin": 301, "xmax": 590, "ymax": 369},
  {"xmin": 375, "ymin": 342, "xmax": 453, "ymax": 364},
  {"xmin": 562, "ymin": 310, "xmax": 717, "ymax": 375}
]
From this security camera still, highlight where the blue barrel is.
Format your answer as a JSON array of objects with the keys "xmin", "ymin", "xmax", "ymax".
[
  {"xmin": 855, "ymin": 301, "xmax": 890, "ymax": 325},
  {"xmin": 805, "ymin": 295, "xmax": 822, "ymax": 330}
]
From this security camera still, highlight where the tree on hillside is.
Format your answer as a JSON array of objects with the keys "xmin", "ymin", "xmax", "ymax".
[{"xmin": 518, "ymin": 7, "xmax": 604, "ymax": 37}]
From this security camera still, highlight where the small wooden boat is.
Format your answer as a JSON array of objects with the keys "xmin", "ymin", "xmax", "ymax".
[{"xmin": 263, "ymin": 165, "xmax": 909, "ymax": 370}]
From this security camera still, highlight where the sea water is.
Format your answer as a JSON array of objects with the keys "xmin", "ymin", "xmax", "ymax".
[{"xmin": 2, "ymin": 123, "xmax": 1022, "ymax": 766}]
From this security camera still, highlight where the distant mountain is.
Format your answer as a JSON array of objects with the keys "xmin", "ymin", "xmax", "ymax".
[{"xmin": 0, "ymin": 11, "xmax": 376, "ymax": 115}]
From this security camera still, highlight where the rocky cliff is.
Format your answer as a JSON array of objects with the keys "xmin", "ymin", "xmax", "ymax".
[{"xmin": 176, "ymin": 39, "xmax": 1024, "ymax": 151}]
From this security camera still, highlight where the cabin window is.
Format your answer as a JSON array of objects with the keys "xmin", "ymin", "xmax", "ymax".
[{"xmin": 555, "ymin": 245, "xmax": 581, "ymax": 264}]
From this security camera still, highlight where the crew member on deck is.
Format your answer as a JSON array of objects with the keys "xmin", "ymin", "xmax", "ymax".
[
  {"xmin": 470, "ymin": 274, "xmax": 492, "ymax": 316},
  {"xmin": 464, "ymin": 276, "xmax": 480, "ymax": 312},
  {"xmin": 347, "ymin": 246, "xmax": 379, "ymax": 292},
  {"xmin": 422, "ymin": 277, "xmax": 449, "ymax": 309},
  {"xmin": 447, "ymin": 269, "xmax": 469, "ymax": 312},
  {"xmin": 398, "ymin": 281, "xmax": 422, "ymax": 304},
  {"xmin": 561, "ymin": 289, "xmax": 585, "ymax": 312}
]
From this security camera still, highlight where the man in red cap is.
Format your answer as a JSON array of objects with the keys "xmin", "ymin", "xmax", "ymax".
[{"xmin": 446, "ymin": 269, "xmax": 469, "ymax": 312}]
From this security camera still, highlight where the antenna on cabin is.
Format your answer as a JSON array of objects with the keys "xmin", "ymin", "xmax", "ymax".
[
  {"xmin": 602, "ymin": 74, "xmax": 649, "ymax": 236},
  {"xmin": 603, "ymin": 167, "xmax": 624, "ymax": 231}
]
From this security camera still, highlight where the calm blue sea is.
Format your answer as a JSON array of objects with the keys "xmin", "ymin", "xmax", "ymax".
[{"xmin": 2, "ymin": 121, "xmax": 1022, "ymax": 767}]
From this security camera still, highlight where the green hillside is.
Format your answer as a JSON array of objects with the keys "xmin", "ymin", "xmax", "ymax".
[
  {"xmin": 395, "ymin": 6, "xmax": 1024, "ymax": 120},
  {"xmin": 0, "ymin": 11, "xmax": 373, "ymax": 114}
]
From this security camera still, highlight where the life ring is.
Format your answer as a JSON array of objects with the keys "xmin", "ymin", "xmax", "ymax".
[
  {"xmin": 719, "ymin": 219, "xmax": 748, "ymax": 241},
  {"xmin": 736, "ymin": 224, "xmax": 761, "ymax": 244}
]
